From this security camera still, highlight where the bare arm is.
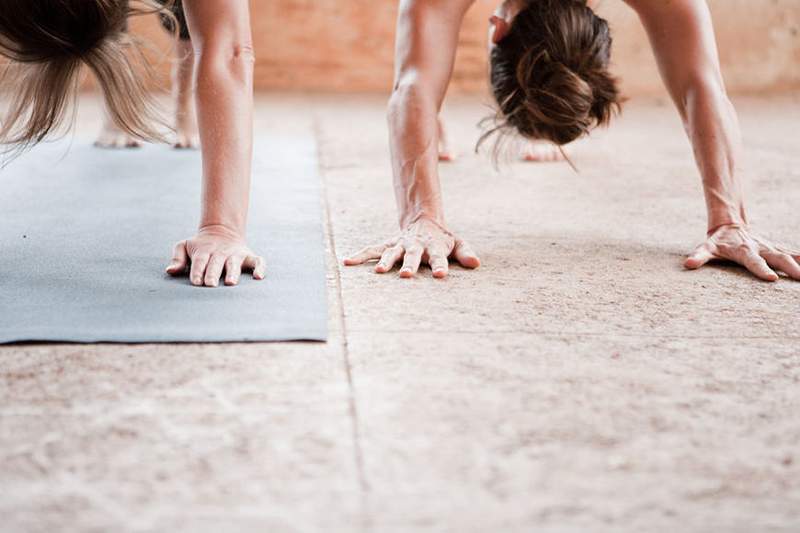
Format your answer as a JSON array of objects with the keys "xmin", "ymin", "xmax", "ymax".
[
  {"xmin": 165, "ymin": 0, "xmax": 266, "ymax": 287},
  {"xmin": 389, "ymin": 0, "xmax": 469, "ymax": 227},
  {"xmin": 628, "ymin": 0, "xmax": 743, "ymax": 230},
  {"xmin": 626, "ymin": 0, "xmax": 800, "ymax": 281},
  {"xmin": 345, "ymin": 0, "xmax": 480, "ymax": 278}
]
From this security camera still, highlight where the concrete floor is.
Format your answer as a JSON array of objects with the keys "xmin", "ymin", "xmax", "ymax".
[{"xmin": 1, "ymin": 93, "xmax": 799, "ymax": 532}]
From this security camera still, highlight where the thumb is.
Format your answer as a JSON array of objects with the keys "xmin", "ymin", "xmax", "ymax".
[
  {"xmin": 452, "ymin": 239, "xmax": 481, "ymax": 269},
  {"xmin": 684, "ymin": 243, "xmax": 715, "ymax": 270},
  {"xmin": 166, "ymin": 240, "xmax": 189, "ymax": 275}
]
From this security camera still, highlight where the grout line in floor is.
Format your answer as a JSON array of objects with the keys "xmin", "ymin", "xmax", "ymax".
[{"xmin": 312, "ymin": 114, "xmax": 373, "ymax": 525}]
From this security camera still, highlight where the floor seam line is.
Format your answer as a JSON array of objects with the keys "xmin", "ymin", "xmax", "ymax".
[{"xmin": 312, "ymin": 117, "xmax": 371, "ymax": 505}]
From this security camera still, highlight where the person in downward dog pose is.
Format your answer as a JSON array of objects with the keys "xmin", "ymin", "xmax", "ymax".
[
  {"xmin": 345, "ymin": 0, "xmax": 800, "ymax": 281},
  {"xmin": 95, "ymin": 0, "xmax": 198, "ymax": 149},
  {"xmin": 0, "ymin": 0, "xmax": 264, "ymax": 287}
]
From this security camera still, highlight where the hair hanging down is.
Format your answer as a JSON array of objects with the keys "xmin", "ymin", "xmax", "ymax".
[
  {"xmin": 0, "ymin": 0, "xmax": 175, "ymax": 152},
  {"xmin": 480, "ymin": 0, "xmax": 621, "ymax": 155}
]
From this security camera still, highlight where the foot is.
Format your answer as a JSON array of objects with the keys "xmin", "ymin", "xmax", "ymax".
[
  {"xmin": 437, "ymin": 115, "xmax": 456, "ymax": 162},
  {"xmin": 94, "ymin": 120, "xmax": 142, "ymax": 149},
  {"xmin": 173, "ymin": 106, "xmax": 199, "ymax": 150},
  {"xmin": 522, "ymin": 141, "xmax": 565, "ymax": 162},
  {"xmin": 438, "ymin": 142, "xmax": 456, "ymax": 162}
]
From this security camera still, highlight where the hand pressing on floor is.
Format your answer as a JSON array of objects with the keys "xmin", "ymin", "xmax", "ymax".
[
  {"xmin": 685, "ymin": 224, "xmax": 800, "ymax": 282},
  {"xmin": 166, "ymin": 226, "xmax": 265, "ymax": 287},
  {"xmin": 344, "ymin": 217, "xmax": 480, "ymax": 278}
]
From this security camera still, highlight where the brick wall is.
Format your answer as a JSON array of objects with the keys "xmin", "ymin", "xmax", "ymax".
[{"xmin": 124, "ymin": 0, "xmax": 800, "ymax": 95}]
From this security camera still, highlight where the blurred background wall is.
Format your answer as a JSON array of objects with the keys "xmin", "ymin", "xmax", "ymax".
[{"xmin": 129, "ymin": 0, "xmax": 799, "ymax": 96}]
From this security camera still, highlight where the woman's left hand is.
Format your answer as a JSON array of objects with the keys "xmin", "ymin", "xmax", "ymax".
[
  {"xmin": 684, "ymin": 224, "xmax": 800, "ymax": 281},
  {"xmin": 165, "ymin": 225, "xmax": 265, "ymax": 287}
]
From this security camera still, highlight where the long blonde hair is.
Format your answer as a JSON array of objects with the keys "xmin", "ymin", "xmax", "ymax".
[{"xmin": 0, "ymin": 0, "xmax": 175, "ymax": 152}]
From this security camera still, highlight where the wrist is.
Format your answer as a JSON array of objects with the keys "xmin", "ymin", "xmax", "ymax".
[
  {"xmin": 400, "ymin": 208, "xmax": 445, "ymax": 229},
  {"xmin": 198, "ymin": 223, "xmax": 245, "ymax": 240},
  {"xmin": 707, "ymin": 205, "xmax": 746, "ymax": 234}
]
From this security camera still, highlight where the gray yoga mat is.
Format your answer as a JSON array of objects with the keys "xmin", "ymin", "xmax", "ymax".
[{"xmin": 0, "ymin": 136, "xmax": 328, "ymax": 343}]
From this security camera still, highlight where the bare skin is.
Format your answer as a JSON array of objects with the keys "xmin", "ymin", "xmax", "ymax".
[
  {"xmin": 163, "ymin": 0, "xmax": 265, "ymax": 287},
  {"xmin": 436, "ymin": 114, "xmax": 455, "ymax": 161},
  {"xmin": 94, "ymin": 117, "xmax": 142, "ymax": 149},
  {"xmin": 346, "ymin": 0, "xmax": 799, "ymax": 281},
  {"xmin": 521, "ymin": 141, "xmax": 565, "ymax": 162},
  {"xmin": 437, "ymin": 113, "xmax": 565, "ymax": 163},
  {"xmin": 172, "ymin": 38, "xmax": 200, "ymax": 149},
  {"xmin": 95, "ymin": 32, "xmax": 199, "ymax": 149}
]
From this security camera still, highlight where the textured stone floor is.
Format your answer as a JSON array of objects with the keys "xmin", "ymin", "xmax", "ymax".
[{"xmin": 1, "ymin": 93, "xmax": 799, "ymax": 532}]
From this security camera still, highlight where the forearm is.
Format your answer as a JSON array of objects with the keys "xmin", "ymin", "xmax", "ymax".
[
  {"xmin": 681, "ymin": 79, "xmax": 746, "ymax": 231},
  {"xmin": 388, "ymin": 80, "xmax": 446, "ymax": 228},
  {"xmin": 631, "ymin": 0, "xmax": 746, "ymax": 232},
  {"xmin": 388, "ymin": 0, "xmax": 472, "ymax": 229},
  {"xmin": 192, "ymin": 44, "xmax": 254, "ymax": 235}
]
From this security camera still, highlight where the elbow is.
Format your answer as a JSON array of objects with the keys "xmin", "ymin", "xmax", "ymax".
[
  {"xmin": 677, "ymin": 71, "xmax": 729, "ymax": 119},
  {"xmin": 387, "ymin": 75, "xmax": 433, "ymax": 122},
  {"xmin": 194, "ymin": 41, "xmax": 255, "ymax": 82}
]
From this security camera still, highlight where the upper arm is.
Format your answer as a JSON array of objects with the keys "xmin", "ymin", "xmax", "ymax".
[
  {"xmin": 393, "ymin": 0, "xmax": 474, "ymax": 104},
  {"xmin": 624, "ymin": 0, "xmax": 725, "ymax": 105}
]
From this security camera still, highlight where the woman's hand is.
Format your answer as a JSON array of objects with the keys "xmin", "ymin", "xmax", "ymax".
[
  {"xmin": 166, "ymin": 225, "xmax": 265, "ymax": 287},
  {"xmin": 685, "ymin": 224, "xmax": 800, "ymax": 281},
  {"xmin": 344, "ymin": 217, "xmax": 480, "ymax": 278}
]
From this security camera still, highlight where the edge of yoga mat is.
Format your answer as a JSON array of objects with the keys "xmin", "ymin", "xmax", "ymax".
[{"xmin": 0, "ymin": 135, "xmax": 328, "ymax": 344}]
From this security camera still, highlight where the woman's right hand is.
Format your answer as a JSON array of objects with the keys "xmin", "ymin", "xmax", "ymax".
[{"xmin": 343, "ymin": 217, "xmax": 480, "ymax": 278}]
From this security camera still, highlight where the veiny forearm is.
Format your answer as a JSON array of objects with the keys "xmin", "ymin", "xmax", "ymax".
[
  {"xmin": 388, "ymin": 81, "xmax": 446, "ymax": 228},
  {"xmin": 388, "ymin": 0, "xmax": 471, "ymax": 229},
  {"xmin": 630, "ymin": 0, "xmax": 746, "ymax": 232},
  {"xmin": 682, "ymin": 80, "xmax": 746, "ymax": 230},
  {"xmin": 193, "ymin": 45, "xmax": 254, "ymax": 235}
]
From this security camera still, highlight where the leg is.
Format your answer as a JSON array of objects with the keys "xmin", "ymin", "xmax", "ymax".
[
  {"xmin": 172, "ymin": 38, "xmax": 199, "ymax": 149},
  {"xmin": 94, "ymin": 114, "xmax": 143, "ymax": 149},
  {"xmin": 93, "ymin": 1, "xmax": 142, "ymax": 149},
  {"xmin": 437, "ymin": 114, "xmax": 456, "ymax": 162}
]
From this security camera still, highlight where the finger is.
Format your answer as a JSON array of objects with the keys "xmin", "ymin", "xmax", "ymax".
[
  {"xmin": 189, "ymin": 253, "xmax": 210, "ymax": 286},
  {"xmin": 427, "ymin": 245, "xmax": 450, "ymax": 279},
  {"xmin": 452, "ymin": 239, "xmax": 481, "ymax": 269},
  {"xmin": 399, "ymin": 246, "xmax": 423, "ymax": 278},
  {"xmin": 765, "ymin": 253, "xmax": 800, "ymax": 281},
  {"xmin": 224, "ymin": 256, "xmax": 244, "ymax": 286},
  {"xmin": 775, "ymin": 245, "xmax": 800, "ymax": 262},
  {"xmin": 243, "ymin": 255, "xmax": 266, "ymax": 280},
  {"xmin": 343, "ymin": 245, "xmax": 385, "ymax": 266},
  {"xmin": 166, "ymin": 240, "xmax": 189, "ymax": 275},
  {"xmin": 684, "ymin": 243, "xmax": 715, "ymax": 270},
  {"xmin": 375, "ymin": 246, "xmax": 404, "ymax": 274},
  {"xmin": 204, "ymin": 254, "xmax": 227, "ymax": 287},
  {"xmin": 739, "ymin": 249, "xmax": 779, "ymax": 282}
]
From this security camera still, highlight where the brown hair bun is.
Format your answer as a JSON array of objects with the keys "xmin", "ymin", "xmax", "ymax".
[{"xmin": 481, "ymin": 0, "xmax": 621, "ymax": 150}]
